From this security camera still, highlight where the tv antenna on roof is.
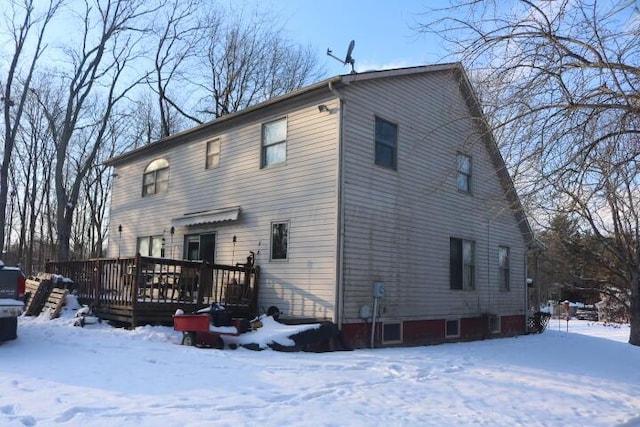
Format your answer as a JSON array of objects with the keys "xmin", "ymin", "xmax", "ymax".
[{"xmin": 327, "ymin": 40, "xmax": 356, "ymax": 74}]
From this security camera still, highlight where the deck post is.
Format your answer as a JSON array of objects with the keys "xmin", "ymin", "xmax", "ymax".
[
  {"xmin": 97, "ymin": 259, "xmax": 103, "ymax": 301},
  {"xmin": 131, "ymin": 253, "xmax": 141, "ymax": 328}
]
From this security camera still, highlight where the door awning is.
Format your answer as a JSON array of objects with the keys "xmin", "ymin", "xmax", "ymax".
[{"xmin": 172, "ymin": 206, "xmax": 240, "ymax": 227}]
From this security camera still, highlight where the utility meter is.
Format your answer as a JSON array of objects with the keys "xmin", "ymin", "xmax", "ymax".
[{"xmin": 372, "ymin": 282, "xmax": 385, "ymax": 298}]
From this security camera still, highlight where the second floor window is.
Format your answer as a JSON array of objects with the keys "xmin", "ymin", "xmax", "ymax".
[
  {"xmin": 457, "ymin": 153, "xmax": 472, "ymax": 192},
  {"xmin": 142, "ymin": 158, "xmax": 169, "ymax": 196},
  {"xmin": 206, "ymin": 139, "xmax": 221, "ymax": 169},
  {"xmin": 375, "ymin": 116, "xmax": 397, "ymax": 169},
  {"xmin": 261, "ymin": 118, "xmax": 287, "ymax": 168}
]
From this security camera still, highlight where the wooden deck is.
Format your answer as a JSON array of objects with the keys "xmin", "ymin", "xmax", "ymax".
[{"xmin": 45, "ymin": 254, "xmax": 260, "ymax": 327}]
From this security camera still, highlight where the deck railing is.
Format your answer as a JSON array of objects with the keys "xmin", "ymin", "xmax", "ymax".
[{"xmin": 45, "ymin": 254, "xmax": 260, "ymax": 320}]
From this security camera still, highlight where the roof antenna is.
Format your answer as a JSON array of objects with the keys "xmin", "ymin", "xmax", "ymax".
[{"xmin": 327, "ymin": 40, "xmax": 356, "ymax": 74}]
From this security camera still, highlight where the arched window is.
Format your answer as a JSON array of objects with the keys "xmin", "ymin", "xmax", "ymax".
[{"xmin": 142, "ymin": 158, "xmax": 169, "ymax": 196}]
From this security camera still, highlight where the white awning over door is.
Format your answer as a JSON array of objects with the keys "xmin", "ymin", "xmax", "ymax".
[{"xmin": 172, "ymin": 206, "xmax": 240, "ymax": 227}]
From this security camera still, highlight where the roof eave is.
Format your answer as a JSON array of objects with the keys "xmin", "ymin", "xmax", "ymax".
[{"xmin": 104, "ymin": 75, "xmax": 345, "ymax": 167}]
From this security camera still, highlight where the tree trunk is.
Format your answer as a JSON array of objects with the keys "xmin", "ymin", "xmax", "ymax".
[
  {"xmin": 630, "ymin": 272, "xmax": 640, "ymax": 346},
  {"xmin": 57, "ymin": 201, "xmax": 73, "ymax": 261}
]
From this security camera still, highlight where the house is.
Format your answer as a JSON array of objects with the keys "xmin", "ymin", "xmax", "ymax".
[{"xmin": 105, "ymin": 63, "xmax": 536, "ymax": 348}]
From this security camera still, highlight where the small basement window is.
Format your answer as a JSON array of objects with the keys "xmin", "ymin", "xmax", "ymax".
[
  {"xmin": 382, "ymin": 322, "xmax": 402, "ymax": 344},
  {"xmin": 489, "ymin": 314, "xmax": 501, "ymax": 334},
  {"xmin": 445, "ymin": 319, "xmax": 460, "ymax": 338}
]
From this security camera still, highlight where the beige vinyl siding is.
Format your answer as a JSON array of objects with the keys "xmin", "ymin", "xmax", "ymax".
[
  {"xmin": 340, "ymin": 70, "xmax": 527, "ymax": 322},
  {"xmin": 109, "ymin": 99, "xmax": 340, "ymax": 320}
]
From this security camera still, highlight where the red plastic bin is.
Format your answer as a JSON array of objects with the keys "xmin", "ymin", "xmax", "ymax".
[{"xmin": 173, "ymin": 314, "xmax": 210, "ymax": 332}]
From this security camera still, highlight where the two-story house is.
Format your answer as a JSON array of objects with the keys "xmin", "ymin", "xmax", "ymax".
[{"xmin": 105, "ymin": 63, "xmax": 535, "ymax": 348}]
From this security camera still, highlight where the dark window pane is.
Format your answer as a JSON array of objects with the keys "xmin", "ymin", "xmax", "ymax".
[
  {"xmin": 375, "ymin": 143, "xmax": 395, "ymax": 168},
  {"xmin": 499, "ymin": 246, "xmax": 510, "ymax": 291},
  {"xmin": 375, "ymin": 117, "xmax": 397, "ymax": 169},
  {"xmin": 383, "ymin": 323, "xmax": 401, "ymax": 342},
  {"xmin": 457, "ymin": 154, "xmax": 471, "ymax": 192},
  {"xmin": 187, "ymin": 241, "xmax": 199, "ymax": 260},
  {"xmin": 457, "ymin": 174, "xmax": 469, "ymax": 192},
  {"xmin": 446, "ymin": 319, "xmax": 459, "ymax": 337},
  {"xmin": 463, "ymin": 265, "xmax": 475, "ymax": 290},
  {"xmin": 450, "ymin": 238, "xmax": 463, "ymax": 290},
  {"xmin": 271, "ymin": 222, "xmax": 288, "ymax": 260}
]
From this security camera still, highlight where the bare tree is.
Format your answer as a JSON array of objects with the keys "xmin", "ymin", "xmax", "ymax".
[
  {"xmin": 9, "ymin": 79, "xmax": 55, "ymax": 273},
  {"xmin": 418, "ymin": 0, "xmax": 640, "ymax": 344},
  {"xmin": 77, "ymin": 113, "xmax": 126, "ymax": 258},
  {"xmin": 0, "ymin": 0, "xmax": 60, "ymax": 257},
  {"xmin": 1, "ymin": 0, "xmax": 323, "ymax": 267},
  {"xmin": 145, "ymin": 0, "xmax": 205, "ymax": 137},
  {"xmin": 193, "ymin": 8, "xmax": 322, "ymax": 120},
  {"xmin": 145, "ymin": 4, "xmax": 323, "ymax": 131},
  {"xmin": 32, "ymin": 0, "xmax": 158, "ymax": 260}
]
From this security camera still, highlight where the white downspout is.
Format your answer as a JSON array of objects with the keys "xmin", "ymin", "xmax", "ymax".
[
  {"xmin": 330, "ymin": 80, "xmax": 346, "ymax": 330},
  {"xmin": 371, "ymin": 296, "xmax": 379, "ymax": 349}
]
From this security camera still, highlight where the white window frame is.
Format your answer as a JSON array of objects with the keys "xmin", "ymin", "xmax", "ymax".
[
  {"xmin": 445, "ymin": 318, "xmax": 460, "ymax": 338},
  {"xmin": 137, "ymin": 235, "xmax": 164, "ymax": 258},
  {"xmin": 206, "ymin": 139, "xmax": 221, "ymax": 169},
  {"xmin": 142, "ymin": 158, "xmax": 169, "ymax": 196},
  {"xmin": 261, "ymin": 117, "xmax": 287, "ymax": 168},
  {"xmin": 382, "ymin": 322, "xmax": 403, "ymax": 344}
]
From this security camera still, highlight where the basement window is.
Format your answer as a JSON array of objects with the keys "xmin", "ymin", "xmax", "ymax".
[
  {"xmin": 382, "ymin": 322, "xmax": 402, "ymax": 344},
  {"xmin": 489, "ymin": 314, "xmax": 501, "ymax": 334},
  {"xmin": 445, "ymin": 319, "xmax": 460, "ymax": 338}
]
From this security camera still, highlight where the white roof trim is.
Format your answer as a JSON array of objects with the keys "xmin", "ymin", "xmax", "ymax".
[{"xmin": 172, "ymin": 206, "xmax": 240, "ymax": 227}]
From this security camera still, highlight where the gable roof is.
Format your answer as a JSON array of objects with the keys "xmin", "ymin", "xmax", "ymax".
[
  {"xmin": 105, "ymin": 63, "xmax": 536, "ymax": 247},
  {"xmin": 105, "ymin": 63, "xmax": 461, "ymax": 167}
]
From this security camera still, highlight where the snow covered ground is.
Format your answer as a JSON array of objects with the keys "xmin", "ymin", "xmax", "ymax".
[{"xmin": 1, "ymin": 300, "xmax": 639, "ymax": 427}]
